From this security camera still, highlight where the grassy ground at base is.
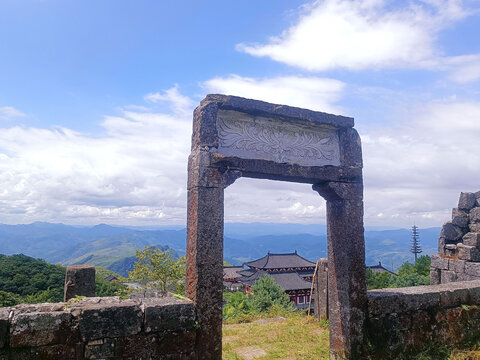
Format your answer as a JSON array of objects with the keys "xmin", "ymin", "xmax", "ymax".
[
  {"xmin": 222, "ymin": 314, "xmax": 329, "ymax": 360},
  {"xmin": 222, "ymin": 314, "xmax": 480, "ymax": 360},
  {"xmin": 449, "ymin": 347, "xmax": 480, "ymax": 360}
]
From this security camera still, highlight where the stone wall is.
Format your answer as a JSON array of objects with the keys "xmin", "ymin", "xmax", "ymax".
[
  {"xmin": 367, "ymin": 280, "xmax": 480, "ymax": 359},
  {"xmin": 431, "ymin": 191, "xmax": 480, "ymax": 284},
  {"xmin": 0, "ymin": 296, "xmax": 197, "ymax": 360}
]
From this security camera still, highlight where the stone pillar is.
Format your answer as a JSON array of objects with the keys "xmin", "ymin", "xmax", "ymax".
[
  {"xmin": 314, "ymin": 182, "xmax": 367, "ymax": 360},
  {"xmin": 314, "ymin": 258, "xmax": 328, "ymax": 320},
  {"xmin": 64, "ymin": 265, "xmax": 95, "ymax": 301},
  {"xmin": 186, "ymin": 149, "xmax": 240, "ymax": 360}
]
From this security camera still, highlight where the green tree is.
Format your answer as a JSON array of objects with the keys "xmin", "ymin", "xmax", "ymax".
[
  {"xmin": 0, "ymin": 290, "xmax": 22, "ymax": 307},
  {"xmin": 413, "ymin": 255, "xmax": 431, "ymax": 276},
  {"xmin": 248, "ymin": 274, "xmax": 292, "ymax": 313},
  {"xmin": 367, "ymin": 256, "xmax": 431, "ymax": 289},
  {"xmin": 95, "ymin": 279, "xmax": 127, "ymax": 297},
  {"xmin": 366, "ymin": 268, "xmax": 394, "ymax": 290},
  {"xmin": 223, "ymin": 291, "xmax": 251, "ymax": 320},
  {"xmin": 128, "ymin": 247, "xmax": 185, "ymax": 297},
  {"xmin": 392, "ymin": 255, "xmax": 430, "ymax": 287},
  {"xmin": 23, "ymin": 287, "xmax": 63, "ymax": 304}
]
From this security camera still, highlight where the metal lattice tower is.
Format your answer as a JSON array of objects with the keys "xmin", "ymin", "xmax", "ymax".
[{"xmin": 410, "ymin": 224, "xmax": 422, "ymax": 262}]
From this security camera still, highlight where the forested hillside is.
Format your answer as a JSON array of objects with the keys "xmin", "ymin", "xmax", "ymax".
[
  {"xmin": 0, "ymin": 254, "xmax": 125, "ymax": 307},
  {"xmin": 0, "ymin": 254, "xmax": 64, "ymax": 296}
]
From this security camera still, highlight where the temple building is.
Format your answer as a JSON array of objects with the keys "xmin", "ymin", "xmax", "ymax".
[
  {"xmin": 224, "ymin": 251, "xmax": 316, "ymax": 309},
  {"xmin": 224, "ymin": 252, "xmax": 397, "ymax": 309},
  {"xmin": 222, "ymin": 266, "xmax": 244, "ymax": 292},
  {"xmin": 366, "ymin": 261, "xmax": 398, "ymax": 276}
]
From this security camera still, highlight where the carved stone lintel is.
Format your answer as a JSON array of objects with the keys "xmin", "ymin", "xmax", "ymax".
[{"xmin": 216, "ymin": 110, "xmax": 340, "ymax": 167}]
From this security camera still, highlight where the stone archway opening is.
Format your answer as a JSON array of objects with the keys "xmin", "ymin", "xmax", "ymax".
[
  {"xmin": 224, "ymin": 177, "xmax": 327, "ymax": 225},
  {"xmin": 222, "ymin": 177, "xmax": 329, "ymax": 356},
  {"xmin": 186, "ymin": 95, "xmax": 366, "ymax": 360}
]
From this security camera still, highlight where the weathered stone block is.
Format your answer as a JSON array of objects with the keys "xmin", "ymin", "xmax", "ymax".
[
  {"xmin": 469, "ymin": 281, "xmax": 480, "ymax": 303},
  {"xmin": 457, "ymin": 243, "xmax": 480, "ymax": 261},
  {"xmin": 402, "ymin": 310, "xmax": 432, "ymax": 349},
  {"xmin": 445, "ymin": 248, "xmax": 456, "ymax": 256},
  {"xmin": 85, "ymin": 338, "xmax": 115, "ymax": 359},
  {"xmin": 0, "ymin": 309, "xmax": 10, "ymax": 349},
  {"xmin": 438, "ymin": 237, "xmax": 446, "ymax": 255},
  {"xmin": 64, "ymin": 265, "xmax": 96, "ymax": 301},
  {"xmin": 430, "ymin": 268, "xmax": 440, "ymax": 285},
  {"xmin": 143, "ymin": 297, "xmax": 196, "ymax": 333},
  {"xmin": 115, "ymin": 331, "xmax": 197, "ymax": 358},
  {"xmin": 470, "ymin": 223, "xmax": 480, "ymax": 232},
  {"xmin": 439, "ymin": 286, "xmax": 470, "ymax": 307},
  {"xmin": 367, "ymin": 286, "xmax": 440, "ymax": 316},
  {"xmin": 76, "ymin": 301, "xmax": 143, "ymax": 341},
  {"xmin": 156, "ymin": 330, "xmax": 197, "ymax": 354},
  {"xmin": 465, "ymin": 262, "xmax": 480, "ymax": 278},
  {"xmin": 452, "ymin": 208, "xmax": 469, "ymax": 228},
  {"xmin": 35, "ymin": 344, "xmax": 77, "ymax": 360},
  {"xmin": 445, "ymin": 244, "xmax": 457, "ymax": 252},
  {"xmin": 9, "ymin": 311, "xmax": 76, "ymax": 348},
  {"xmin": 458, "ymin": 192, "xmax": 476, "ymax": 211},
  {"xmin": 465, "ymin": 274, "xmax": 480, "ymax": 281},
  {"xmin": 441, "ymin": 222, "xmax": 464, "ymax": 242},
  {"xmin": 476, "ymin": 191, "xmax": 480, "ymax": 207},
  {"xmin": 14, "ymin": 302, "xmax": 65, "ymax": 314},
  {"xmin": 463, "ymin": 232, "xmax": 480, "ymax": 247},
  {"xmin": 449, "ymin": 258, "xmax": 466, "ymax": 273},
  {"xmin": 470, "ymin": 207, "xmax": 480, "ymax": 223},
  {"xmin": 114, "ymin": 334, "xmax": 159, "ymax": 359},
  {"xmin": 431, "ymin": 254, "xmax": 449, "ymax": 270},
  {"xmin": 441, "ymin": 270, "xmax": 457, "ymax": 283}
]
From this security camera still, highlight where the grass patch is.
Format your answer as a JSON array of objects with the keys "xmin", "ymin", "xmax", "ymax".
[
  {"xmin": 223, "ymin": 314, "xmax": 480, "ymax": 359},
  {"xmin": 222, "ymin": 314, "xmax": 329, "ymax": 360}
]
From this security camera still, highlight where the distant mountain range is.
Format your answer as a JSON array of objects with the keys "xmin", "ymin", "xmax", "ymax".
[{"xmin": 0, "ymin": 222, "xmax": 441, "ymax": 275}]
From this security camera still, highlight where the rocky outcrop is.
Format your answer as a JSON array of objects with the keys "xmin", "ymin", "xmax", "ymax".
[{"xmin": 431, "ymin": 191, "xmax": 480, "ymax": 284}]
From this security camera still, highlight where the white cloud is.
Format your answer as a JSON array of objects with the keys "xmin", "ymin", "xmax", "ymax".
[
  {"xmin": 237, "ymin": 0, "xmax": 476, "ymax": 75},
  {"xmin": 145, "ymin": 85, "xmax": 195, "ymax": 118},
  {"xmin": 225, "ymin": 178, "xmax": 326, "ymax": 223},
  {"xmin": 202, "ymin": 75, "xmax": 345, "ymax": 114},
  {"xmin": 0, "ymin": 106, "xmax": 25, "ymax": 120},
  {"xmin": 0, "ymin": 82, "xmax": 478, "ymax": 229},
  {"xmin": 361, "ymin": 100, "xmax": 480, "ymax": 226},
  {"xmin": 0, "ymin": 87, "xmax": 193, "ymax": 225},
  {"xmin": 444, "ymin": 55, "xmax": 480, "ymax": 83}
]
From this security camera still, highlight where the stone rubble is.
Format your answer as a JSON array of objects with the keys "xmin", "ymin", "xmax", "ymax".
[{"xmin": 431, "ymin": 191, "xmax": 480, "ymax": 284}]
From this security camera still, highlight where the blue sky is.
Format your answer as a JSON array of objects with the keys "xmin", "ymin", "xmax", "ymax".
[{"xmin": 0, "ymin": 0, "xmax": 479, "ymax": 227}]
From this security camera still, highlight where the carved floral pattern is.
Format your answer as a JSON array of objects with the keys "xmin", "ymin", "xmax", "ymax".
[{"xmin": 216, "ymin": 114, "xmax": 340, "ymax": 165}]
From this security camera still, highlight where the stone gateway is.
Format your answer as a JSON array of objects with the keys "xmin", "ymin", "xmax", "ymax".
[{"xmin": 186, "ymin": 94, "xmax": 366, "ymax": 360}]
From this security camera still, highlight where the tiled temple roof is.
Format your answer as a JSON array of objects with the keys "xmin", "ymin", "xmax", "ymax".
[
  {"xmin": 244, "ymin": 251, "xmax": 316, "ymax": 270},
  {"xmin": 223, "ymin": 266, "xmax": 244, "ymax": 280},
  {"xmin": 367, "ymin": 262, "xmax": 397, "ymax": 276}
]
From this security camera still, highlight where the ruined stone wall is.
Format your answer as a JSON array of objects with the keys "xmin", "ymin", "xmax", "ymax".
[
  {"xmin": 367, "ymin": 280, "xmax": 480, "ymax": 359},
  {"xmin": 0, "ymin": 297, "xmax": 197, "ymax": 360},
  {"xmin": 431, "ymin": 191, "xmax": 480, "ymax": 284}
]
